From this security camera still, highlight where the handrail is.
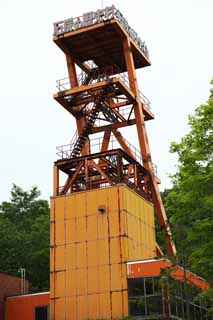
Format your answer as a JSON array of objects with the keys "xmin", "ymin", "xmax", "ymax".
[
  {"xmin": 56, "ymin": 70, "xmax": 151, "ymax": 110},
  {"xmin": 53, "ymin": 6, "xmax": 149, "ymax": 59},
  {"xmin": 56, "ymin": 135, "xmax": 158, "ymax": 176}
]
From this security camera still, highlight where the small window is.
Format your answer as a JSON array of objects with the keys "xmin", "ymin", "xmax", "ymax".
[{"xmin": 34, "ymin": 305, "xmax": 49, "ymax": 320}]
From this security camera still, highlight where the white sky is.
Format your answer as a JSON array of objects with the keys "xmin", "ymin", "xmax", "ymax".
[{"xmin": 0, "ymin": 0, "xmax": 212, "ymax": 202}]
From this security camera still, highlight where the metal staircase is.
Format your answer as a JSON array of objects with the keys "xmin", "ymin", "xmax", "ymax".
[{"xmin": 70, "ymin": 89, "xmax": 109, "ymax": 158}]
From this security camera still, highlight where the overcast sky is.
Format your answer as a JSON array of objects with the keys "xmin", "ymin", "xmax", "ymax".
[{"xmin": 0, "ymin": 0, "xmax": 212, "ymax": 202}]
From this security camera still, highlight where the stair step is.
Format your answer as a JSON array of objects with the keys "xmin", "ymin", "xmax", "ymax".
[{"xmin": 70, "ymin": 89, "xmax": 108, "ymax": 158}]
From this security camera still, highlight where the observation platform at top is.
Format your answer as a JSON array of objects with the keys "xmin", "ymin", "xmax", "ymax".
[{"xmin": 53, "ymin": 6, "xmax": 151, "ymax": 74}]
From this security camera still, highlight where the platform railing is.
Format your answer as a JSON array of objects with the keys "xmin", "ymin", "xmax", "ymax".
[
  {"xmin": 56, "ymin": 69, "xmax": 151, "ymax": 110},
  {"xmin": 56, "ymin": 135, "xmax": 158, "ymax": 176},
  {"xmin": 53, "ymin": 6, "xmax": 149, "ymax": 59},
  {"xmin": 56, "ymin": 135, "xmax": 141, "ymax": 162}
]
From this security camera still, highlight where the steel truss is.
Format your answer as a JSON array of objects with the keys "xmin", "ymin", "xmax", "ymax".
[{"xmin": 53, "ymin": 17, "xmax": 176, "ymax": 257}]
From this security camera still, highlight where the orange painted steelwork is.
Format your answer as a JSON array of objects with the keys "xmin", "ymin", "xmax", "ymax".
[
  {"xmin": 51, "ymin": 7, "xmax": 191, "ymax": 320},
  {"xmin": 53, "ymin": 9, "xmax": 175, "ymax": 258},
  {"xmin": 127, "ymin": 259, "xmax": 210, "ymax": 291},
  {"xmin": 50, "ymin": 185, "xmax": 156, "ymax": 320}
]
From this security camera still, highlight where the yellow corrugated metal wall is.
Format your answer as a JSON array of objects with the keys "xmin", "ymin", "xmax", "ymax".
[{"xmin": 50, "ymin": 184, "xmax": 155, "ymax": 320}]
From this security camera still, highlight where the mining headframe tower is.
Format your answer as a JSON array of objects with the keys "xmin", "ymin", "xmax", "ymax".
[{"xmin": 50, "ymin": 6, "xmax": 210, "ymax": 320}]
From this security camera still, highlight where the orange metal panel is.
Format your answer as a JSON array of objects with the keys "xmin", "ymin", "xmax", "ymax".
[
  {"xmin": 76, "ymin": 269, "xmax": 87, "ymax": 296},
  {"xmin": 110, "ymin": 237, "xmax": 121, "ymax": 264},
  {"xmin": 55, "ymin": 246, "xmax": 65, "ymax": 271},
  {"xmin": 118, "ymin": 185, "xmax": 125, "ymax": 211},
  {"xmin": 55, "ymin": 221, "xmax": 65, "ymax": 245},
  {"xmin": 107, "ymin": 187, "xmax": 119, "ymax": 211},
  {"xmin": 66, "ymin": 270, "xmax": 76, "ymax": 297},
  {"xmin": 111, "ymin": 291, "xmax": 123, "ymax": 318},
  {"xmin": 86, "ymin": 190, "xmax": 97, "ymax": 215},
  {"xmin": 87, "ymin": 215, "xmax": 98, "ymax": 241},
  {"xmin": 97, "ymin": 239, "xmax": 109, "ymax": 265},
  {"xmin": 51, "ymin": 186, "xmax": 156, "ymax": 320},
  {"xmin": 76, "ymin": 243, "xmax": 87, "ymax": 268},
  {"xmin": 55, "ymin": 298, "xmax": 65, "ymax": 320},
  {"xmin": 88, "ymin": 294, "xmax": 99, "ymax": 319},
  {"xmin": 88, "ymin": 267, "xmax": 99, "ymax": 294},
  {"xmin": 54, "ymin": 197, "xmax": 65, "ymax": 221},
  {"xmin": 66, "ymin": 244, "xmax": 76, "ymax": 270},
  {"xmin": 108, "ymin": 208, "xmax": 120, "ymax": 237},
  {"xmin": 76, "ymin": 217, "xmax": 86, "ymax": 243},
  {"xmin": 99, "ymin": 265, "xmax": 110, "ymax": 293},
  {"xmin": 66, "ymin": 219, "xmax": 76, "ymax": 244},
  {"xmin": 122, "ymin": 290, "xmax": 129, "ymax": 316},
  {"xmin": 127, "ymin": 238, "xmax": 133, "ymax": 261},
  {"xmin": 99, "ymin": 292, "xmax": 111, "ymax": 318},
  {"xmin": 126, "ymin": 212, "xmax": 134, "ymax": 239},
  {"xmin": 77, "ymin": 296, "xmax": 87, "ymax": 319},
  {"xmin": 121, "ymin": 263, "xmax": 128, "ymax": 290},
  {"xmin": 65, "ymin": 195, "xmax": 76, "ymax": 219},
  {"xmin": 97, "ymin": 211, "xmax": 108, "ymax": 239},
  {"xmin": 55, "ymin": 272, "xmax": 65, "ymax": 298},
  {"xmin": 66, "ymin": 296, "xmax": 77, "ymax": 320},
  {"xmin": 137, "ymin": 218, "xmax": 141, "ymax": 244},
  {"xmin": 121, "ymin": 236, "xmax": 128, "ymax": 262},
  {"xmin": 75, "ymin": 193, "xmax": 86, "ymax": 217},
  {"xmin": 124, "ymin": 187, "xmax": 133, "ymax": 212},
  {"xmin": 120, "ymin": 210, "xmax": 127, "ymax": 236},
  {"xmin": 87, "ymin": 241, "xmax": 98, "ymax": 267},
  {"xmin": 110, "ymin": 264, "xmax": 122, "ymax": 291},
  {"xmin": 123, "ymin": 185, "xmax": 156, "ymax": 260}
]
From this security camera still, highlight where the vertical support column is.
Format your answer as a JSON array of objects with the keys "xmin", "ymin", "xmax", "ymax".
[
  {"xmin": 123, "ymin": 37, "xmax": 151, "ymax": 165},
  {"xmin": 66, "ymin": 54, "xmax": 78, "ymax": 88},
  {"xmin": 123, "ymin": 36, "xmax": 176, "ymax": 257},
  {"xmin": 53, "ymin": 165, "xmax": 59, "ymax": 197}
]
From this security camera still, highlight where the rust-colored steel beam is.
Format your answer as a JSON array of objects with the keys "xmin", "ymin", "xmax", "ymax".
[
  {"xmin": 100, "ymin": 130, "xmax": 111, "ymax": 153},
  {"xmin": 53, "ymin": 18, "xmax": 175, "ymax": 257},
  {"xmin": 93, "ymin": 119, "xmax": 136, "ymax": 134},
  {"xmin": 123, "ymin": 36, "xmax": 176, "ymax": 257},
  {"xmin": 66, "ymin": 54, "xmax": 78, "ymax": 88},
  {"xmin": 60, "ymin": 162, "xmax": 84, "ymax": 195},
  {"xmin": 55, "ymin": 149, "xmax": 149, "ymax": 200},
  {"xmin": 90, "ymin": 160, "xmax": 113, "ymax": 185},
  {"xmin": 112, "ymin": 129, "xmax": 135, "ymax": 159},
  {"xmin": 53, "ymin": 165, "xmax": 59, "ymax": 196}
]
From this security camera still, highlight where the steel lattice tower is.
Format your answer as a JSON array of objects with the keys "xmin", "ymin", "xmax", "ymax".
[{"xmin": 50, "ymin": 6, "xmax": 178, "ymax": 320}]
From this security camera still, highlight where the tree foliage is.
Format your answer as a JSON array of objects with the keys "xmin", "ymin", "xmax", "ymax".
[
  {"xmin": 0, "ymin": 184, "xmax": 49, "ymax": 292},
  {"xmin": 163, "ymin": 81, "xmax": 213, "ymax": 284}
]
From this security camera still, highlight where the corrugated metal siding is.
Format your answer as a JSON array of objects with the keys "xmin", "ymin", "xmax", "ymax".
[{"xmin": 50, "ymin": 184, "xmax": 155, "ymax": 320}]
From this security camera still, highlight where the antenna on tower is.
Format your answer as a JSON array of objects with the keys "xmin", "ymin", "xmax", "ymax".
[{"xmin": 101, "ymin": 0, "xmax": 104, "ymax": 9}]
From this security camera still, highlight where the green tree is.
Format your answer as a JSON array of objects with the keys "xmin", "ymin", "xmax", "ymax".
[
  {"xmin": 164, "ymin": 81, "xmax": 213, "ymax": 284},
  {"xmin": 0, "ymin": 184, "xmax": 50, "ymax": 292}
]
